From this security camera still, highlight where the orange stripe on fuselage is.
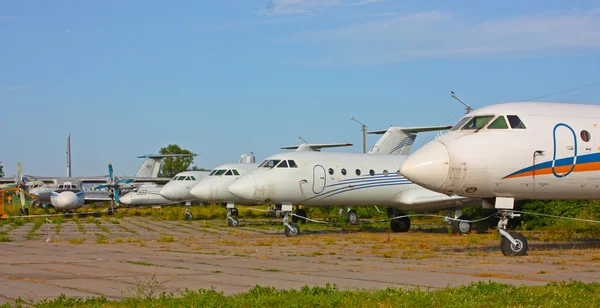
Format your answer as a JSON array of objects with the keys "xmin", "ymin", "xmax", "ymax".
[{"xmin": 503, "ymin": 162, "xmax": 600, "ymax": 179}]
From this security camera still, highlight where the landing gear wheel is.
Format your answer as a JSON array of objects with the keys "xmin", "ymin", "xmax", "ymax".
[
  {"xmin": 452, "ymin": 214, "xmax": 472, "ymax": 235},
  {"xmin": 20, "ymin": 208, "xmax": 29, "ymax": 216},
  {"xmin": 230, "ymin": 208, "xmax": 239, "ymax": 217},
  {"xmin": 284, "ymin": 223, "xmax": 300, "ymax": 237},
  {"xmin": 347, "ymin": 210, "xmax": 358, "ymax": 225},
  {"xmin": 228, "ymin": 217, "xmax": 239, "ymax": 227},
  {"xmin": 107, "ymin": 207, "xmax": 117, "ymax": 216},
  {"xmin": 500, "ymin": 232, "xmax": 528, "ymax": 256},
  {"xmin": 292, "ymin": 209, "xmax": 307, "ymax": 224},
  {"xmin": 388, "ymin": 208, "xmax": 410, "ymax": 232},
  {"xmin": 185, "ymin": 212, "xmax": 194, "ymax": 221}
]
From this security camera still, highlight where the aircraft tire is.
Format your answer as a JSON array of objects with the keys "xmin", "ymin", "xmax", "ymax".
[
  {"xmin": 21, "ymin": 208, "xmax": 29, "ymax": 216},
  {"xmin": 452, "ymin": 215, "xmax": 472, "ymax": 235},
  {"xmin": 230, "ymin": 208, "xmax": 239, "ymax": 217},
  {"xmin": 292, "ymin": 209, "xmax": 307, "ymax": 224},
  {"xmin": 185, "ymin": 212, "xmax": 194, "ymax": 221},
  {"xmin": 390, "ymin": 215, "xmax": 410, "ymax": 232},
  {"xmin": 228, "ymin": 217, "xmax": 239, "ymax": 227},
  {"xmin": 347, "ymin": 210, "xmax": 358, "ymax": 225},
  {"xmin": 500, "ymin": 232, "xmax": 528, "ymax": 256},
  {"xmin": 284, "ymin": 223, "xmax": 300, "ymax": 237}
]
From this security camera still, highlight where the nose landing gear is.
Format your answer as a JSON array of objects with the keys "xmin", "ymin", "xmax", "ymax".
[{"xmin": 498, "ymin": 211, "xmax": 528, "ymax": 256}]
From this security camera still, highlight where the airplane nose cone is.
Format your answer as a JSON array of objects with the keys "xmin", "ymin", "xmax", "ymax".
[
  {"xmin": 56, "ymin": 191, "xmax": 78, "ymax": 209},
  {"xmin": 190, "ymin": 182, "xmax": 212, "ymax": 200},
  {"xmin": 228, "ymin": 175, "xmax": 256, "ymax": 200},
  {"xmin": 400, "ymin": 141, "xmax": 451, "ymax": 190},
  {"xmin": 159, "ymin": 184, "xmax": 177, "ymax": 200},
  {"xmin": 120, "ymin": 193, "xmax": 133, "ymax": 205}
]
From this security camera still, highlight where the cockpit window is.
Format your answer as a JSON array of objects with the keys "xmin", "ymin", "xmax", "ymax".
[
  {"xmin": 450, "ymin": 117, "xmax": 472, "ymax": 131},
  {"xmin": 258, "ymin": 160, "xmax": 268, "ymax": 168},
  {"xmin": 173, "ymin": 176, "xmax": 179, "ymax": 180},
  {"xmin": 224, "ymin": 170, "xmax": 233, "ymax": 176},
  {"xmin": 487, "ymin": 116, "xmax": 508, "ymax": 129},
  {"xmin": 462, "ymin": 116, "xmax": 494, "ymax": 130},
  {"xmin": 209, "ymin": 170, "xmax": 217, "ymax": 176},
  {"xmin": 262, "ymin": 159, "xmax": 281, "ymax": 168},
  {"xmin": 507, "ymin": 115, "xmax": 526, "ymax": 129},
  {"xmin": 277, "ymin": 160, "xmax": 289, "ymax": 168},
  {"xmin": 232, "ymin": 169, "xmax": 240, "ymax": 176},
  {"xmin": 215, "ymin": 169, "xmax": 227, "ymax": 176},
  {"xmin": 190, "ymin": 176, "xmax": 196, "ymax": 181},
  {"xmin": 178, "ymin": 176, "xmax": 186, "ymax": 180},
  {"xmin": 288, "ymin": 160, "xmax": 298, "ymax": 168}
]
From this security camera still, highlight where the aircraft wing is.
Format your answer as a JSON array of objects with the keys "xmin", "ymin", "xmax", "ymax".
[
  {"xmin": 368, "ymin": 125, "xmax": 452, "ymax": 135},
  {"xmin": 0, "ymin": 178, "xmax": 15, "ymax": 184},
  {"xmin": 281, "ymin": 143, "xmax": 353, "ymax": 152}
]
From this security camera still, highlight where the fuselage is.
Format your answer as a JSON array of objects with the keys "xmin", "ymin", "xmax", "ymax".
[
  {"xmin": 229, "ymin": 151, "xmax": 477, "ymax": 211},
  {"xmin": 50, "ymin": 181, "xmax": 85, "ymax": 210},
  {"xmin": 120, "ymin": 184, "xmax": 169, "ymax": 206},
  {"xmin": 159, "ymin": 171, "xmax": 209, "ymax": 202},
  {"xmin": 190, "ymin": 163, "xmax": 260, "ymax": 204},
  {"xmin": 400, "ymin": 102, "xmax": 600, "ymax": 200}
]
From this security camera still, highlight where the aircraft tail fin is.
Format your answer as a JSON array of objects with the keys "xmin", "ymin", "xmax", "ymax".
[
  {"xmin": 368, "ymin": 126, "xmax": 452, "ymax": 155},
  {"xmin": 239, "ymin": 153, "xmax": 256, "ymax": 164},
  {"xmin": 135, "ymin": 154, "xmax": 197, "ymax": 177},
  {"xmin": 281, "ymin": 143, "xmax": 353, "ymax": 152}
]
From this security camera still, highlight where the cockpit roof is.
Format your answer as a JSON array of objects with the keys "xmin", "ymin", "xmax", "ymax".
[{"xmin": 467, "ymin": 102, "xmax": 600, "ymax": 118}]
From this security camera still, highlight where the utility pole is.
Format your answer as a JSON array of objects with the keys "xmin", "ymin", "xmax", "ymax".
[
  {"xmin": 350, "ymin": 117, "xmax": 367, "ymax": 153},
  {"xmin": 450, "ymin": 91, "xmax": 472, "ymax": 114}
]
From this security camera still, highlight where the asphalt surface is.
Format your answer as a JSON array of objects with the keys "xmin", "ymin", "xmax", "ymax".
[{"xmin": 0, "ymin": 216, "xmax": 599, "ymax": 304}]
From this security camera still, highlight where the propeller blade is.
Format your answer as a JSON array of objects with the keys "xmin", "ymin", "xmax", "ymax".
[
  {"xmin": 114, "ymin": 188, "xmax": 120, "ymax": 205},
  {"xmin": 93, "ymin": 184, "xmax": 110, "ymax": 190},
  {"xmin": 116, "ymin": 179, "xmax": 134, "ymax": 185},
  {"xmin": 108, "ymin": 163, "xmax": 114, "ymax": 182},
  {"xmin": 17, "ymin": 162, "xmax": 22, "ymax": 183},
  {"xmin": 19, "ymin": 190, "xmax": 25, "ymax": 209}
]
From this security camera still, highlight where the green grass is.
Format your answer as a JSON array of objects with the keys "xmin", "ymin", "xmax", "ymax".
[
  {"xmin": 4, "ymin": 281, "xmax": 599, "ymax": 307},
  {"xmin": 0, "ymin": 235, "xmax": 12, "ymax": 242},
  {"xmin": 26, "ymin": 219, "xmax": 45, "ymax": 240},
  {"xmin": 126, "ymin": 261, "xmax": 155, "ymax": 267}
]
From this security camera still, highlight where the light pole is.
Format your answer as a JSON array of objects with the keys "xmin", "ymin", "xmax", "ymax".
[
  {"xmin": 350, "ymin": 116, "xmax": 367, "ymax": 153},
  {"xmin": 450, "ymin": 91, "xmax": 472, "ymax": 114}
]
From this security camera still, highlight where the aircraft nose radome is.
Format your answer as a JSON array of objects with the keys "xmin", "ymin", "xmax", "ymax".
[
  {"xmin": 159, "ymin": 184, "xmax": 177, "ymax": 200},
  {"xmin": 400, "ymin": 141, "xmax": 451, "ymax": 190},
  {"xmin": 190, "ymin": 182, "xmax": 211, "ymax": 200},
  {"xmin": 120, "ymin": 193, "xmax": 133, "ymax": 205},
  {"xmin": 56, "ymin": 191, "xmax": 77, "ymax": 208},
  {"xmin": 228, "ymin": 175, "xmax": 256, "ymax": 200}
]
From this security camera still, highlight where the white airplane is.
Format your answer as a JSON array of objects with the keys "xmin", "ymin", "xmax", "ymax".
[
  {"xmin": 400, "ymin": 101, "xmax": 600, "ymax": 256},
  {"xmin": 120, "ymin": 184, "xmax": 171, "ymax": 207},
  {"xmin": 50, "ymin": 181, "xmax": 86, "ymax": 211},
  {"xmin": 228, "ymin": 126, "xmax": 479, "ymax": 236}
]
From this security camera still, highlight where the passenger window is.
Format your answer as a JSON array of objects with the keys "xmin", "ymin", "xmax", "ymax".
[
  {"xmin": 383, "ymin": 170, "xmax": 389, "ymax": 176},
  {"xmin": 488, "ymin": 116, "xmax": 508, "ymax": 129},
  {"xmin": 450, "ymin": 117, "xmax": 472, "ymax": 131},
  {"xmin": 215, "ymin": 169, "xmax": 226, "ymax": 176},
  {"xmin": 462, "ymin": 116, "xmax": 494, "ymax": 130},
  {"xmin": 328, "ymin": 168, "xmax": 334, "ymax": 175},
  {"xmin": 232, "ymin": 169, "xmax": 240, "ymax": 176},
  {"xmin": 277, "ymin": 160, "xmax": 289, "ymax": 168},
  {"xmin": 225, "ymin": 170, "xmax": 233, "ymax": 176},
  {"xmin": 369, "ymin": 169, "xmax": 375, "ymax": 176},
  {"xmin": 288, "ymin": 160, "xmax": 298, "ymax": 168},
  {"xmin": 341, "ymin": 168, "xmax": 347, "ymax": 175},
  {"xmin": 507, "ymin": 115, "xmax": 526, "ymax": 129},
  {"xmin": 355, "ymin": 169, "xmax": 361, "ymax": 176}
]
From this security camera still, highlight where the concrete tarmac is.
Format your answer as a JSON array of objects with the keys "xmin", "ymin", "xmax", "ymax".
[{"xmin": 0, "ymin": 216, "xmax": 599, "ymax": 305}]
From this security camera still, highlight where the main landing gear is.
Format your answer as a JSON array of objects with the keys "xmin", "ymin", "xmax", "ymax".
[
  {"xmin": 444, "ymin": 210, "xmax": 472, "ymax": 235},
  {"xmin": 498, "ymin": 210, "xmax": 528, "ymax": 256},
  {"xmin": 387, "ymin": 208, "xmax": 410, "ymax": 232}
]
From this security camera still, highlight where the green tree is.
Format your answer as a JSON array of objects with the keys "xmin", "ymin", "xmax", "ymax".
[
  {"xmin": 158, "ymin": 144, "xmax": 196, "ymax": 177},
  {"xmin": 0, "ymin": 162, "xmax": 4, "ymax": 178},
  {"xmin": 191, "ymin": 166, "xmax": 210, "ymax": 172}
]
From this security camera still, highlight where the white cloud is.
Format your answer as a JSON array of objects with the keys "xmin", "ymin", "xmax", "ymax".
[
  {"xmin": 289, "ymin": 9, "xmax": 600, "ymax": 65},
  {"xmin": 350, "ymin": 0, "xmax": 385, "ymax": 6},
  {"xmin": 2, "ymin": 85, "xmax": 29, "ymax": 91}
]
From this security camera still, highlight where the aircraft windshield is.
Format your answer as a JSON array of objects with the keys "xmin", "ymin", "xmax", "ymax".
[
  {"xmin": 262, "ymin": 160, "xmax": 281, "ymax": 168},
  {"xmin": 209, "ymin": 170, "xmax": 217, "ymax": 176},
  {"xmin": 258, "ymin": 160, "xmax": 268, "ymax": 168},
  {"xmin": 450, "ymin": 117, "xmax": 472, "ymax": 131},
  {"xmin": 215, "ymin": 169, "xmax": 227, "ymax": 176},
  {"xmin": 277, "ymin": 160, "xmax": 289, "ymax": 168},
  {"xmin": 507, "ymin": 115, "xmax": 526, "ymax": 129},
  {"xmin": 487, "ymin": 116, "xmax": 508, "ymax": 129},
  {"xmin": 462, "ymin": 116, "xmax": 494, "ymax": 130},
  {"xmin": 232, "ymin": 169, "xmax": 240, "ymax": 175},
  {"xmin": 224, "ymin": 170, "xmax": 233, "ymax": 176}
]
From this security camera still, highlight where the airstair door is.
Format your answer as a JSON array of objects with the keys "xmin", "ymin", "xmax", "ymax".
[{"xmin": 312, "ymin": 165, "xmax": 326, "ymax": 194}]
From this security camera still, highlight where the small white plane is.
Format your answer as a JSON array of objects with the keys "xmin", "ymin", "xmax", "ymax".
[
  {"xmin": 228, "ymin": 126, "xmax": 479, "ymax": 236},
  {"xmin": 120, "ymin": 184, "xmax": 171, "ymax": 207},
  {"xmin": 400, "ymin": 101, "xmax": 600, "ymax": 256}
]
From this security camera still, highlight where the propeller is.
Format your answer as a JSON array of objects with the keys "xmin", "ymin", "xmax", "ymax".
[{"xmin": 93, "ymin": 163, "xmax": 134, "ymax": 205}]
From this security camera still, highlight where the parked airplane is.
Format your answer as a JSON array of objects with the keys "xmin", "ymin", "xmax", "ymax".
[
  {"xmin": 228, "ymin": 127, "xmax": 478, "ymax": 236},
  {"xmin": 120, "ymin": 184, "xmax": 171, "ymax": 207},
  {"xmin": 400, "ymin": 101, "xmax": 600, "ymax": 256}
]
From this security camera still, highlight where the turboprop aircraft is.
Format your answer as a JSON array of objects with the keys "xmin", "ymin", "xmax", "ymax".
[
  {"xmin": 228, "ymin": 126, "xmax": 479, "ymax": 236},
  {"xmin": 400, "ymin": 101, "xmax": 600, "ymax": 256}
]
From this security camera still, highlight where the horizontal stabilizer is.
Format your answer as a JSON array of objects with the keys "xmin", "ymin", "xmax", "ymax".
[
  {"xmin": 368, "ymin": 125, "xmax": 452, "ymax": 155},
  {"xmin": 281, "ymin": 143, "xmax": 353, "ymax": 152}
]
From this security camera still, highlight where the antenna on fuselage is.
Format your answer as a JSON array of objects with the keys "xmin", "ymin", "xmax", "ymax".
[
  {"xmin": 450, "ymin": 91, "xmax": 472, "ymax": 114},
  {"xmin": 298, "ymin": 136, "xmax": 308, "ymax": 144}
]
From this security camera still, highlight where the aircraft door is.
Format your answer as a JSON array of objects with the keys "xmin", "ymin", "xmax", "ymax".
[
  {"xmin": 312, "ymin": 165, "xmax": 326, "ymax": 194},
  {"xmin": 552, "ymin": 123, "xmax": 577, "ymax": 178}
]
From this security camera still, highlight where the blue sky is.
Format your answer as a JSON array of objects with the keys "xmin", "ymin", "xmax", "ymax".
[{"xmin": 1, "ymin": 0, "xmax": 600, "ymax": 177}]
